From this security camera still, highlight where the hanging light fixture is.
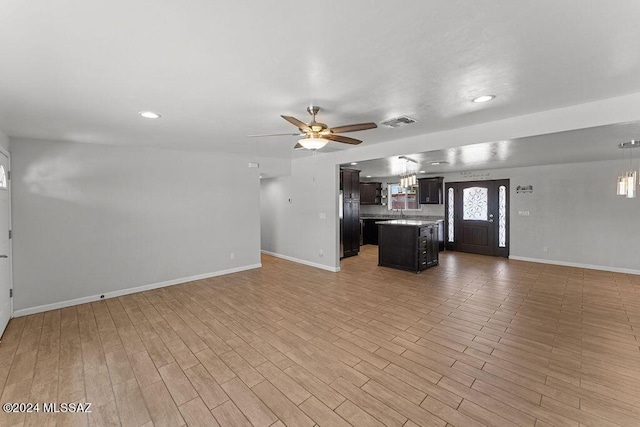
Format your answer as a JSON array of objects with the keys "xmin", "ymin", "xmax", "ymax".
[
  {"xmin": 617, "ymin": 140, "xmax": 640, "ymax": 198},
  {"xmin": 626, "ymin": 171, "xmax": 637, "ymax": 198},
  {"xmin": 617, "ymin": 174, "xmax": 628, "ymax": 196},
  {"xmin": 398, "ymin": 156, "xmax": 419, "ymax": 189}
]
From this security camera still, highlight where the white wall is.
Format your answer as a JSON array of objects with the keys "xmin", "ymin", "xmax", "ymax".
[
  {"xmin": 261, "ymin": 93, "xmax": 640, "ymax": 274},
  {"xmin": 260, "ymin": 156, "xmax": 339, "ymax": 271},
  {"xmin": 440, "ymin": 160, "xmax": 639, "ymax": 272},
  {"xmin": 0, "ymin": 128, "xmax": 9, "ymax": 151},
  {"xmin": 11, "ymin": 138, "xmax": 261, "ymax": 314},
  {"xmin": 260, "ymin": 176, "xmax": 292, "ymax": 255}
]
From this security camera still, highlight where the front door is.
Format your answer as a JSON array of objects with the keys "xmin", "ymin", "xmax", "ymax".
[
  {"xmin": 0, "ymin": 152, "xmax": 10, "ymax": 337},
  {"xmin": 445, "ymin": 179, "xmax": 509, "ymax": 257}
]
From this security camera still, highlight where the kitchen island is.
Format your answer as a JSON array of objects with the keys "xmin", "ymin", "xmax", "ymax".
[
  {"xmin": 376, "ymin": 220, "xmax": 439, "ymax": 273},
  {"xmin": 361, "ymin": 215, "xmax": 444, "ymax": 250}
]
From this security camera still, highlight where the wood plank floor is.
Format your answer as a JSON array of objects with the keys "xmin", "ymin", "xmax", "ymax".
[{"xmin": 1, "ymin": 245, "xmax": 640, "ymax": 426}]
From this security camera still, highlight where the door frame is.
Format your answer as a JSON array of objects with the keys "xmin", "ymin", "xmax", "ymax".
[
  {"xmin": 0, "ymin": 146, "xmax": 12, "ymax": 329},
  {"xmin": 445, "ymin": 179, "xmax": 510, "ymax": 258}
]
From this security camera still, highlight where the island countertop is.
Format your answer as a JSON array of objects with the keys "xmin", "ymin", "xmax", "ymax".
[{"xmin": 375, "ymin": 219, "xmax": 441, "ymax": 226}]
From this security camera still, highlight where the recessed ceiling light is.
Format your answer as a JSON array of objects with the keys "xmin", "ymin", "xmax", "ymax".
[
  {"xmin": 430, "ymin": 161, "xmax": 448, "ymax": 166},
  {"xmin": 472, "ymin": 95, "xmax": 495, "ymax": 103},
  {"xmin": 419, "ymin": 171, "xmax": 426, "ymax": 173},
  {"xmin": 366, "ymin": 175, "xmax": 372, "ymax": 178},
  {"xmin": 350, "ymin": 162, "xmax": 358, "ymax": 165},
  {"xmin": 139, "ymin": 111, "xmax": 161, "ymax": 119}
]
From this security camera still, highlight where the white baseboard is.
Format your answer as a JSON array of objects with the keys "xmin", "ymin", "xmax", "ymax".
[
  {"xmin": 261, "ymin": 250, "xmax": 340, "ymax": 273},
  {"xmin": 508, "ymin": 256, "xmax": 640, "ymax": 275},
  {"xmin": 13, "ymin": 264, "xmax": 262, "ymax": 317}
]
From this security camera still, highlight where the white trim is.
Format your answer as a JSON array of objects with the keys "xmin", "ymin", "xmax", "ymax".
[
  {"xmin": 13, "ymin": 264, "xmax": 262, "ymax": 317},
  {"xmin": 261, "ymin": 250, "xmax": 340, "ymax": 273},
  {"xmin": 509, "ymin": 256, "xmax": 640, "ymax": 276}
]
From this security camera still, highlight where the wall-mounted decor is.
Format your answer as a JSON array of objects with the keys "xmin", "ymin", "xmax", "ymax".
[
  {"xmin": 460, "ymin": 171, "xmax": 491, "ymax": 179},
  {"xmin": 516, "ymin": 185, "xmax": 533, "ymax": 194}
]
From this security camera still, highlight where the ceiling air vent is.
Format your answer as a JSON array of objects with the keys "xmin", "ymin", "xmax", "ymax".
[{"xmin": 381, "ymin": 115, "xmax": 417, "ymax": 128}]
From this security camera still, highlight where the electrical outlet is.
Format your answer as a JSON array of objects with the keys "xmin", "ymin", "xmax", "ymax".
[
  {"xmin": 319, "ymin": 212, "xmax": 326, "ymax": 220},
  {"xmin": 319, "ymin": 249, "xmax": 324, "ymax": 257},
  {"xmin": 518, "ymin": 210, "xmax": 530, "ymax": 216},
  {"xmin": 230, "ymin": 252, "xmax": 235, "ymax": 259},
  {"xmin": 542, "ymin": 246, "xmax": 548, "ymax": 253}
]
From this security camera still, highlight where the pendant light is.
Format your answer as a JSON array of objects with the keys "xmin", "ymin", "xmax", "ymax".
[
  {"xmin": 398, "ymin": 156, "xmax": 419, "ymax": 189},
  {"xmin": 617, "ymin": 144, "xmax": 628, "ymax": 196},
  {"xmin": 617, "ymin": 175, "xmax": 628, "ymax": 196},
  {"xmin": 626, "ymin": 171, "xmax": 637, "ymax": 198},
  {"xmin": 617, "ymin": 140, "xmax": 640, "ymax": 198}
]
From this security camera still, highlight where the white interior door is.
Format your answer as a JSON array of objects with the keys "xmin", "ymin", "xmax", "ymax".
[{"xmin": 0, "ymin": 152, "xmax": 10, "ymax": 337}]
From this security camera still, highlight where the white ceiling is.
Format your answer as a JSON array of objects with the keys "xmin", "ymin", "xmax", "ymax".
[
  {"xmin": 1, "ymin": 1, "xmax": 640, "ymax": 161},
  {"xmin": 350, "ymin": 121, "xmax": 640, "ymax": 179}
]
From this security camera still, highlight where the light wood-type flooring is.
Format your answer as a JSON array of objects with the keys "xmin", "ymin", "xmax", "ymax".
[{"xmin": 1, "ymin": 245, "xmax": 640, "ymax": 426}]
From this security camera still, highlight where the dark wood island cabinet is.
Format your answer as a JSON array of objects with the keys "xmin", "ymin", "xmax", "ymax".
[{"xmin": 377, "ymin": 220, "xmax": 439, "ymax": 273}]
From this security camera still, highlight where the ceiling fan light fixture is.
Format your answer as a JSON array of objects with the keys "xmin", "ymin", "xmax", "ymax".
[{"xmin": 298, "ymin": 137, "xmax": 328, "ymax": 150}]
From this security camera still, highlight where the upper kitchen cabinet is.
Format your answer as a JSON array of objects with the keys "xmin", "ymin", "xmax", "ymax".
[
  {"xmin": 360, "ymin": 182, "xmax": 382, "ymax": 205},
  {"xmin": 418, "ymin": 177, "xmax": 444, "ymax": 204}
]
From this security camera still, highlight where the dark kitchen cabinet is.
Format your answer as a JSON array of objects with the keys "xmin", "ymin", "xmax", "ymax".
[
  {"xmin": 342, "ymin": 169, "xmax": 360, "ymax": 200},
  {"xmin": 378, "ymin": 223, "xmax": 439, "ymax": 272},
  {"xmin": 341, "ymin": 169, "xmax": 360, "ymax": 258},
  {"xmin": 360, "ymin": 182, "xmax": 382, "ymax": 205},
  {"xmin": 418, "ymin": 177, "xmax": 444, "ymax": 204},
  {"xmin": 362, "ymin": 219, "xmax": 379, "ymax": 245}
]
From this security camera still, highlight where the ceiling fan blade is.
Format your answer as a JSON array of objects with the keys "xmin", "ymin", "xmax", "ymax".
[
  {"xmin": 293, "ymin": 142, "xmax": 304, "ymax": 150},
  {"xmin": 247, "ymin": 132, "xmax": 303, "ymax": 137},
  {"xmin": 328, "ymin": 122, "xmax": 377, "ymax": 134},
  {"xmin": 325, "ymin": 134, "xmax": 362, "ymax": 145},
  {"xmin": 281, "ymin": 115, "xmax": 311, "ymax": 132}
]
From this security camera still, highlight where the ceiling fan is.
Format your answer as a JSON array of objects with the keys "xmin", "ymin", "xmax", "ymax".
[{"xmin": 248, "ymin": 106, "xmax": 377, "ymax": 150}]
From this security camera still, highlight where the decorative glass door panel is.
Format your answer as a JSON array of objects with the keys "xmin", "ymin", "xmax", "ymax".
[{"xmin": 462, "ymin": 187, "xmax": 488, "ymax": 220}]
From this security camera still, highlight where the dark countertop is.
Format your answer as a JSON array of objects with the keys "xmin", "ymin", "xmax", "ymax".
[{"xmin": 375, "ymin": 219, "xmax": 440, "ymax": 226}]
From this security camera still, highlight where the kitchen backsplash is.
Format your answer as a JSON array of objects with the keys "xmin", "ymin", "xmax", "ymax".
[{"xmin": 360, "ymin": 203, "xmax": 445, "ymax": 218}]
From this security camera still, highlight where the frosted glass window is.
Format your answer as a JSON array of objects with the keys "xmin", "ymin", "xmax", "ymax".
[
  {"xmin": 0, "ymin": 166, "xmax": 6, "ymax": 189},
  {"xmin": 462, "ymin": 187, "xmax": 488, "ymax": 220},
  {"xmin": 499, "ymin": 185, "xmax": 506, "ymax": 247},
  {"xmin": 447, "ymin": 188, "xmax": 454, "ymax": 242}
]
